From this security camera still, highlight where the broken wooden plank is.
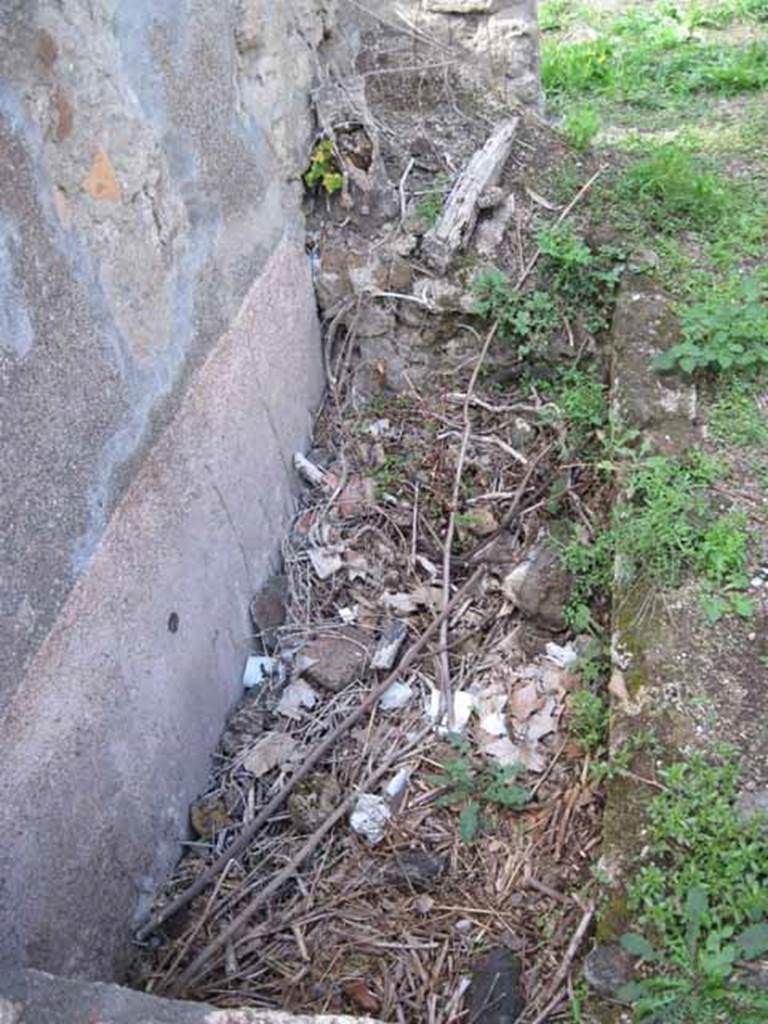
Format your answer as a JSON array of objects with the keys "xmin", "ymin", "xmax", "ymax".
[{"xmin": 423, "ymin": 117, "xmax": 519, "ymax": 273}]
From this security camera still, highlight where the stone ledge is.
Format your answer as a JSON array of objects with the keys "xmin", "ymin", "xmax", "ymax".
[{"xmin": 0, "ymin": 968, "xmax": 383, "ymax": 1024}]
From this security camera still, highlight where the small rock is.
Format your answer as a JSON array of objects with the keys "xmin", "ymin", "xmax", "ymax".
[
  {"xmin": 478, "ymin": 185, "xmax": 505, "ymax": 210},
  {"xmin": 502, "ymin": 538, "xmax": 572, "ymax": 632},
  {"xmin": 190, "ymin": 792, "xmax": 235, "ymax": 840},
  {"xmin": 287, "ymin": 773, "xmax": 341, "ymax": 832},
  {"xmin": 466, "ymin": 947, "xmax": 525, "ymax": 1023},
  {"xmin": 343, "ymin": 980, "xmax": 381, "ymax": 1015},
  {"xmin": 470, "ymin": 528, "xmax": 519, "ymax": 566},
  {"xmin": 584, "ymin": 943, "xmax": 634, "ymax": 998},
  {"xmin": 250, "ymin": 574, "xmax": 289, "ymax": 651},
  {"xmin": 301, "ymin": 628, "xmax": 369, "ymax": 692},
  {"xmin": 736, "ymin": 788, "xmax": 768, "ymax": 829},
  {"xmin": 467, "ymin": 507, "xmax": 499, "ymax": 537},
  {"xmin": 377, "ymin": 848, "xmax": 447, "ymax": 889}
]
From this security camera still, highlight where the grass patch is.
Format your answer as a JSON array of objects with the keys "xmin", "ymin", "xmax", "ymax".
[
  {"xmin": 620, "ymin": 748, "xmax": 768, "ymax": 1022},
  {"xmin": 709, "ymin": 378, "xmax": 768, "ymax": 446},
  {"xmin": 563, "ymin": 450, "xmax": 754, "ymax": 625},
  {"xmin": 618, "ymin": 144, "xmax": 727, "ymax": 229},
  {"xmin": 543, "ymin": 17, "xmax": 768, "ymax": 109},
  {"xmin": 562, "ymin": 104, "xmax": 601, "ymax": 150}
]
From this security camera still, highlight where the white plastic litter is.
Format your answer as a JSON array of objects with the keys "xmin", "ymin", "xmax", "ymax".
[
  {"xmin": 426, "ymin": 688, "xmax": 476, "ymax": 735},
  {"xmin": 379, "ymin": 680, "xmax": 413, "ymax": 711},
  {"xmin": 544, "ymin": 641, "xmax": 579, "ymax": 669},
  {"xmin": 242, "ymin": 655, "xmax": 276, "ymax": 690},
  {"xmin": 385, "ymin": 766, "xmax": 411, "ymax": 800},
  {"xmin": 350, "ymin": 793, "xmax": 391, "ymax": 845}
]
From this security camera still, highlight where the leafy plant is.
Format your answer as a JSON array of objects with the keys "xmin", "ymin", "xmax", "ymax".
[
  {"xmin": 614, "ymin": 452, "xmax": 721, "ymax": 588},
  {"xmin": 304, "ymin": 138, "xmax": 343, "ymax": 195},
  {"xmin": 563, "ymin": 105, "xmax": 601, "ymax": 151},
  {"xmin": 591, "ymin": 730, "xmax": 661, "ymax": 785},
  {"xmin": 471, "ymin": 270, "xmax": 560, "ymax": 356},
  {"xmin": 539, "ymin": 365, "xmax": 609, "ymax": 455},
  {"xmin": 618, "ymin": 749, "xmax": 768, "ymax": 1021},
  {"xmin": 569, "ymin": 690, "xmax": 609, "ymax": 754},
  {"xmin": 537, "ymin": 225, "xmax": 625, "ymax": 332},
  {"xmin": 425, "ymin": 739, "xmax": 530, "ymax": 842},
  {"xmin": 654, "ymin": 274, "xmax": 768, "ymax": 375}
]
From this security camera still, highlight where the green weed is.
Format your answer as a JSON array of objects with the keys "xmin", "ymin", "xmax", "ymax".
[
  {"xmin": 569, "ymin": 690, "xmax": 609, "ymax": 754},
  {"xmin": 620, "ymin": 748, "xmax": 768, "ymax": 1022},
  {"xmin": 470, "ymin": 270, "xmax": 560, "ymax": 357},
  {"xmin": 709, "ymin": 379, "xmax": 768, "ymax": 447},
  {"xmin": 304, "ymin": 138, "xmax": 343, "ymax": 195},
  {"xmin": 539, "ymin": 365, "xmax": 609, "ymax": 455},
  {"xmin": 415, "ymin": 174, "xmax": 449, "ymax": 227},
  {"xmin": 536, "ymin": 224, "xmax": 625, "ymax": 331},
  {"xmin": 563, "ymin": 105, "xmax": 601, "ymax": 150},
  {"xmin": 619, "ymin": 144, "xmax": 727, "ymax": 229},
  {"xmin": 425, "ymin": 739, "xmax": 531, "ymax": 843},
  {"xmin": 591, "ymin": 730, "xmax": 661, "ymax": 785},
  {"xmin": 564, "ymin": 450, "xmax": 753, "ymax": 624}
]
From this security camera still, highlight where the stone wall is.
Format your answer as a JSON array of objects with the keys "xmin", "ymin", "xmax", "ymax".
[
  {"xmin": 0, "ymin": 0, "xmax": 329, "ymax": 979},
  {"xmin": 403, "ymin": 0, "xmax": 541, "ymax": 108}
]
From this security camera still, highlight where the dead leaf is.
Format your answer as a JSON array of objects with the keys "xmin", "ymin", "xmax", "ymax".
[
  {"xmin": 508, "ymin": 681, "xmax": 543, "ymax": 721},
  {"xmin": 415, "ymin": 553, "xmax": 439, "ymax": 577},
  {"xmin": 381, "ymin": 591, "xmax": 420, "ymax": 615},
  {"xmin": 308, "ymin": 547, "xmax": 343, "ymax": 580},
  {"xmin": 190, "ymin": 793, "xmax": 234, "ymax": 839},
  {"xmin": 346, "ymin": 551, "xmax": 369, "ymax": 581},
  {"xmin": 275, "ymin": 680, "xmax": 319, "ymax": 720},
  {"xmin": 525, "ymin": 186, "xmax": 560, "ymax": 211},
  {"xmin": 466, "ymin": 507, "xmax": 498, "ymax": 537},
  {"xmin": 609, "ymin": 669, "xmax": 630, "ymax": 704},
  {"xmin": 475, "ymin": 689, "xmax": 509, "ymax": 737},
  {"xmin": 242, "ymin": 732, "xmax": 298, "ymax": 776},
  {"xmin": 526, "ymin": 696, "xmax": 560, "ymax": 742},
  {"xmin": 484, "ymin": 736, "xmax": 547, "ymax": 773},
  {"xmin": 540, "ymin": 664, "xmax": 568, "ymax": 696},
  {"xmin": 343, "ymin": 981, "xmax": 381, "ymax": 1014},
  {"xmin": 337, "ymin": 476, "xmax": 377, "ymax": 518}
]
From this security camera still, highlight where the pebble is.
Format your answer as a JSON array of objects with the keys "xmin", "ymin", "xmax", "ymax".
[
  {"xmin": 584, "ymin": 943, "xmax": 634, "ymax": 998},
  {"xmin": 466, "ymin": 947, "xmax": 525, "ymax": 1023}
]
